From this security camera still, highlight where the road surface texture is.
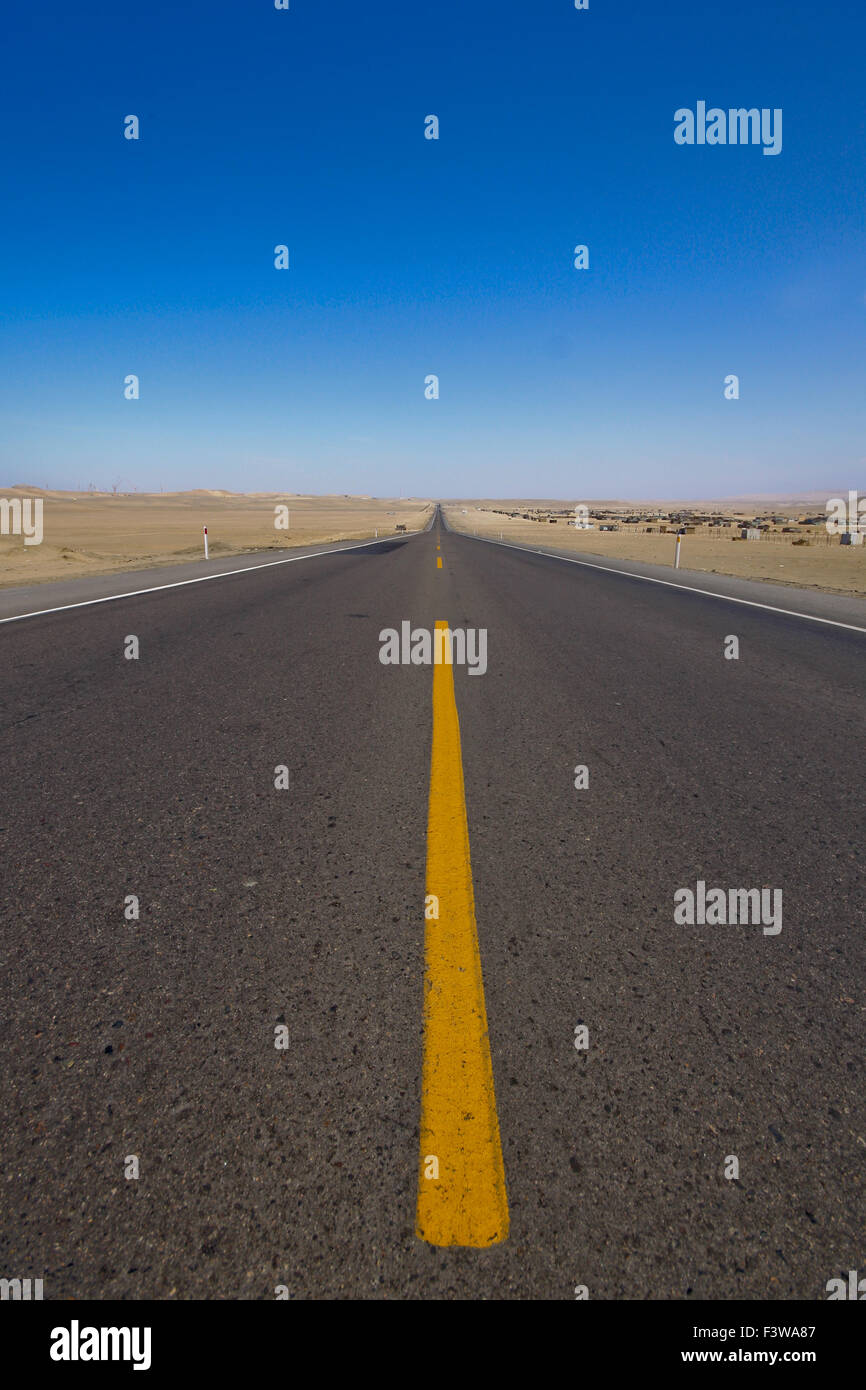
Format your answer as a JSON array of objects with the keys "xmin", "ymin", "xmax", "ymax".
[{"xmin": 1, "ymin": 514, "xmax": 864, "ymax": 1299}]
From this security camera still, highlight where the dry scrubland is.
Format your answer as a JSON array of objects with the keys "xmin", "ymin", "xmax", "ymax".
[
  {"xmin": 0, "ymin": 489, "xmax": 433, "ymax": 589},
  {"xmin": 443, "ymin": 502, "xmax": 866, "ymax": 598}
]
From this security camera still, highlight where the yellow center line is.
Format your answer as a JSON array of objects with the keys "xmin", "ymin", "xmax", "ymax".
[{"xmin": 416, "ymin": 620, "xmax": 509, "ymax": 1247}]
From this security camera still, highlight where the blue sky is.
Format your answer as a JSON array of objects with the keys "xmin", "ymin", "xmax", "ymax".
[{"xmin": 1, "ymin": 0, "xmax": 864, "ymax": 498}]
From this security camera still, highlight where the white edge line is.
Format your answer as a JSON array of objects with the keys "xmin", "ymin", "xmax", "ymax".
[
  {"xmin": 457, "ymin": 530, "xmax": 866, "ymax": 635},
  {"xmin": 0, "ymin": 532, "xmax": 422, "ymax": 625}
]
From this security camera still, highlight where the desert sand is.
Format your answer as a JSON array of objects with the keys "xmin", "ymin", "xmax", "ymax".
[
  {"xmin": 442, "ymin": 500, "xmax": 866, "ymax": 598},
  {"xmin": 4, "ymin": 486, "xmax": 864, "ymax": 598},
  {"xmin": 0, "ymin": 489, "xmax": 433, "ymax": 589}
]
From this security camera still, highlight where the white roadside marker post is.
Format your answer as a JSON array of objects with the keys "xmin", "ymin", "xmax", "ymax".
[
  {"xmin": 203, "ymin": 525, "xmax": 209, "ymax": 560},
  {"xmin": 674, "ymin": 533, "xmax": 682, "ymax": 569}
]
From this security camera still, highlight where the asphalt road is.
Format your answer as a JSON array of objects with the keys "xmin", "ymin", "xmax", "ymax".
[{"xmin": 1, "ymin": 514, "xmax": 864, "ymax": 1300}]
